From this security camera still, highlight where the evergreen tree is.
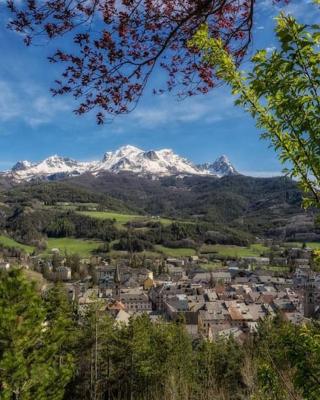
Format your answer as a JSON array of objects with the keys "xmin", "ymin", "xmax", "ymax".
[{"xmin": 0, "ymin": 269, "xmax": 75, "ymax": 400}]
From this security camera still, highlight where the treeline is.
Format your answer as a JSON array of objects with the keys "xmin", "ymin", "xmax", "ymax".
[
  {"xmin": 2, "ymin": 173, "xmax": 312, "ymax": 242},
  {"xmin": 5, "ymin": 181, "xmax": 132, "ymax": 212},
  {"xmin": 113, "ymin": 222, "xmax": 252, "ymax": 253},
  {"xmin": 3, "ymin": 205, "xmax": 252, "ymax": 252},
  {"xmin": 1, "ymin": 269, "xmax": 319, "ymax": 400},
  {"xmin": 5, "ymin": 208, "xmax": 118, "ymax": 245}
]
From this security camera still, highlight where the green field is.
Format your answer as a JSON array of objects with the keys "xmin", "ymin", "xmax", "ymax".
[
  {"xmin": 0, "ymin": 235, "xmax": 34, "ymax": 253},
  {"xmin": 200, "ymin": 243, "xmax": 269, "ymax": 258},
  {"xmin": 78, "ymin": 211, "xmax": 174, "ymax": 226},
  {"xmin": 283, "ymin": 242, "xmax": 320, "ymax": 250},
  {"xmin": 45, "ymin": 237, "xmax": 103, "ymax": 257},
  {"xmin": 154, "ymin": 245, "xmax": 196, "ymax": 257}
]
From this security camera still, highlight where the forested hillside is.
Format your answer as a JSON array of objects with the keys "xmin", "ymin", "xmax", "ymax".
[
  {"xmin": 0, "ymin": 173, "xmax": 318, "ymax": 255},
  {"xmin": 2, "ymin": 173, "xmax": 317, "ymax": 241}
]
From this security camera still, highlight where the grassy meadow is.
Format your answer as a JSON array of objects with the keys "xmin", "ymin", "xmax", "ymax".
[
  {"xmin": 77, "ymin": 210, "xmax": 174, "ymax": 226},
  {"xmin": 0, "ymin": 235, "xmax": 34, "ymax": 254},
  {"xmin": 154, "ymin": 245, "xmax": 197, "ymax": 257},
  {"xmin": 45, "ymin": 237, "xmax": 103, "ymax": 257},
  {"xmin": 200, "ymin": 243, "xmax": 269, "ymax": 258}
]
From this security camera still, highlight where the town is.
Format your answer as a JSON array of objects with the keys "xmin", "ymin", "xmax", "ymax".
[{"xmin": 2, "ymin": 241, "xmax": 319, "ymax": 343}]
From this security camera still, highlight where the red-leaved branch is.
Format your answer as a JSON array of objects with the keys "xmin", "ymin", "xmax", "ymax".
[{"xmin": 6, "ymin": 0, "xmax": 286, "ymax": 123}]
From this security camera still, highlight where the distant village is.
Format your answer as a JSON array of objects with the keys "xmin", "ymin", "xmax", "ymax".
[{"xmin": 1, "ymin": 244, "xmax": 320, "ymax": 342}]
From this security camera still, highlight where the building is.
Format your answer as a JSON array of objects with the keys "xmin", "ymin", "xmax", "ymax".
[
  {"xmin": 198, "ymin": 301, "xmax": 229, "ymax": 337},
  {"xmin": 192, "ymin": 271, "xmax": 231, "ymax": 285},
  {"xmin": 113, "ymin": 264, "xmax": 121, "ymax": 301},
  {"xmin": 143, "ymin": 276, "xmax": 154, "ymax": 290},
  {"xmin": 55, "ymin": 266, "xmax": 71, "ymax": 281},
  {"xmin": 121, "ymin": 292, "xmax": 152, "ymax": 313},
  {"xmin": 94, "ymin": 264, "xmax": 115, "ymax": 285},
  {"xmin": 304, "ymin": 277, "xmax": 320, "ymax": 317},
  {"xmin": 0, "ymin": 262, "xmax": 10, "ymax": 271}
]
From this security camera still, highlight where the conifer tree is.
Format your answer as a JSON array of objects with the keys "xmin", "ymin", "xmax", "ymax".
[{"xmin": 0, "ymin": 269, "xmax": 75, "ymax": 400}]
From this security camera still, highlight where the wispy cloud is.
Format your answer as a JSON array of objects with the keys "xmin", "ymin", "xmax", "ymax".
[
  {"xmin": 113, "ymin": 88, "xmax": 242, "ymax": 130},
  {"xmin": 259, "ymin": 0, "xmax": 320, "ymax": 22},
  {"xmin": 0, "ymin": 80, "xmax": 71, "ymax": 128}
]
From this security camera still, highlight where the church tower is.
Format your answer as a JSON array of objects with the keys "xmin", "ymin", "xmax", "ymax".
[
  {"xmin": 113, "ymin": 264, "xmax": 121, "ymax": 301},
  {"xmin": 304, "ymin": 277, "xmax": 317, "ymax": 318}
]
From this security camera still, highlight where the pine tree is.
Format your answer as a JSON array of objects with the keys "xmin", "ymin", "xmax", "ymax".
[{"xmin": 0, "ymin": 269, "xmax": 75, "ymax": 400}]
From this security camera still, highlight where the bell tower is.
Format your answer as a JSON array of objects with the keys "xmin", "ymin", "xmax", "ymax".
[
  {"xmin": 113, "ymin": 264, "xmax": 121, "ymax": 301},
  {"xmin": 304, "ymin": 277, "xmax": 316, "ymax": 318}
]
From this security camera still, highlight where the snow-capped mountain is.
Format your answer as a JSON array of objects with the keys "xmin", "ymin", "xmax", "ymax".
[
  {"xmin": 4, "ymin": 145, "xmax": 239, "ymax": 181},
  {"xmin": 93, "ymin": 145, "xmax": 201, "ymax": 176},
  {"xmin": 197, "ymin": 155, "xmax": 239, "ymax": 177},
  {"xmin": 9, "ymin": 155, "xmax": 92, "ymax": 181}
]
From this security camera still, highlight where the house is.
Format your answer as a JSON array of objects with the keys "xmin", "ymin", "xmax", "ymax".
[
  {"xmin": 55, "ymin": 266, "xmax": 71, "ymax": 281},
  {"xmin": 143, "ymin": 276, "xmax": 155, "ymax": 290},
  {"xmin": 94, "ymin": 264, "xmax": 114, "ymax": 284},
  {"xmin": 288, "ymin": 248, "xmax": 312, "ymax": 260},
  {"xmin": 293, "ymin": 258, "xmax": 310, "ymax": 268},
  {"xmin": 240, "ymin": 257, "xmax": 270, "ymax": 267},
  {"xmin": 167, "ymin": 265, "xmax": 185, "ymax": 279},
  {"xmin": 189, "ymin": 255, "xmax": 199, "ymax": 263},
  {"xmin": 121, "ymin": 292, "xmax": 152, "ymax": 314},
  {"xmin": 164, "ymin": 294, "xmax": 204, "ymax": 324},
  {"xmin": 203, "ymin": 289, "xmax": 218, "ymax": 302},
  {"xmin": 225, "ymin": 301, "xmax": 253, "ymax": 329},
  {"xmin": 198, "ymin": 301, "xmax": 229, "ymax": 337},
  {"xmin": 149, "ymin": 283, "xmax": 190, "ymax": 311},
  {"xmin": 166, "ymin": 258, "xmax": 185, "ymax": 267},
  {"xmin": 0, "ymin": 262, "xmax": 10, "ymax": 271},
  {"xmin": 216, "ymin": 326, "xmax": 246, "ymax": 344},
  {"xmin": 272, "ymin": 298, "xmax": 296, "ymax": 312},
  {"xmin": 258, "ymin": 275, "xmax": 273, "ymax": 285},
  {"xmin": 272, "ymin": 257, "xmax": 288, "ymax": 267},
  {"xmin": 293, "ymin": 267, "xmax": 311, "ymax": 289},
  {"xmin": 192, "ymin": 271, "xmax": 231, "ymax": 285}
]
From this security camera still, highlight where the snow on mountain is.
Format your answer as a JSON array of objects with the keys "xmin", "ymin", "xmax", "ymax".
[
  {"xmin": 10, "ymin": 155, "xmax": 92, "ymax": 181},
  {"xmin": 92, "ymin": 145, "xmax": 201, "ymax": 176},
  {"xmin": 11, "ymin": 160, "xmax": 35, "ymax": 172},
  {"xmin": 197, "ymin": 155, "xmax": 239, "ymax": 177},
  {"xmin": 5, "ymin": 146, "xmax": 239, "ymax": 181}
]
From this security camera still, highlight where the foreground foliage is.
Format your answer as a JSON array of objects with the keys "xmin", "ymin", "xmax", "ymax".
[
  {"xmin": 5, "ymin": 1, "xmax": 288, "ymax": 122},
  {"xmin": 0, "ymin": 269, "xmax": 319, "ymax": 400},
  {"xmin": 189, "ymin": 3, "xmax": 320, "ymax": 208},
  {"xmin": 0, "ymin": 270, "xmax": 76, "ymax": 399}
]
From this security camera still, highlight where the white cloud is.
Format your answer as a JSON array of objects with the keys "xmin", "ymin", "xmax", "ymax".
[
  {"xmin": 120, "ymin": 88, "xmax": 242, "ymax": 129},
  {"xmin": 259, "ymin": 0, "xmax": 320, "ymax": 22},
  {"xmin": 0, "ymin": 80, "xmax": 71, "ymax": 128}
]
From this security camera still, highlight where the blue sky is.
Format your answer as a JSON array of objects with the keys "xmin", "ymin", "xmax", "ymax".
[{"xmin": 0, "ymin": 0, "xmax": 318, "ymax": 175}]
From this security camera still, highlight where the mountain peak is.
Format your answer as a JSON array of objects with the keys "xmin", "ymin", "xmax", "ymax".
[
  {"xmin": 216, "ymin": 155, "xmax": 229, "ymax": 163},
  {"xmin": 6, "ymin": 146, "xmax": 240, "ymax": 181},
  {"xmin": 12, "ymin": 160, "xmax": 34, "ymax": 172},
  {"xmin": 116, "ymin": 145, "xmax": 142, "ymax": 156},
  {"xmin": 197, "ymin": 155, "xmax": 238, "ymax": 177}
]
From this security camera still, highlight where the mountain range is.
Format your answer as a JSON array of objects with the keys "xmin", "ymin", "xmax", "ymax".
[{"xmin": 3, "ymin": 145, "xmax": 238, "ymax": 181}]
